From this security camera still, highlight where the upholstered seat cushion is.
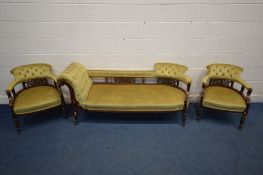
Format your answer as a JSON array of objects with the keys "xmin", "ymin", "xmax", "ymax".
[
  {"xmin": 14, "ymin": 86, "xmax": 61, "ymax": 115},
  {"xmin": 81, "ymin": 84, "xmax": 185, "ymax": 111},
  {"xmin": 203, "ymin": 86, "xmax": 246, "ymax": 112}
]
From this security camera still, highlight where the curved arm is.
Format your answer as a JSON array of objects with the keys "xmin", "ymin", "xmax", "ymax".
[
  {"xmin": 202, "ymin": 74, "xmax": 252, "ymax": 90},
  {"xmin": 6, "ymin": 73, "xmax": 57, "ymax": 92},
  {"xmin": 6, "ymin": 79, "xmax": 21, "ymax": 93},
  {"xmin": 6, "ymin": 79, "xmax": 21, "ymax": 107},
  {"xmin": 177, "ymin": 74, "xmax": 192, "ymax": 85},
  {"xmin": 201, "ymin": 75, "xmax": 209, "ymax": 85},
  {"xmin": 58, "ymin": 79, "xmax": 78, "ymax": 105},
  {"xmin": 235, "ymin": 77, "xmax": 252, "ymax": 91},
  {"xmin": 47, "ymin": 74, "xmax": 58, "ymax": 83}
]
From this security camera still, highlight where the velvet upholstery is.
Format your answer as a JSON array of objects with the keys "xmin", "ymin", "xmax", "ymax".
[
  {"xmin": 201, "ymin": 63, "xmax": 251, "ymax": 112},
  {"xmin": 58, "ymin": 62, "xmax": 191, "ymax": 115},
  {"xmin": 155, "ymin": 63, "xmax": 192, "ymax": 84},
  {"xmin": 14, "ymin": 86, "xmax": 61, "ymax": 115},
  {"xmin": 59, "ymin": 62, "xmax": 93, "ymax": 104},
  {"xmin": 202, "ymin": 63, "xmax": 251, "ymax": 89},
  {"xmin": 82, "ymin": 84, "xmax": 185, "ymax": 111},
  {"xmin": 6, "ymin": 63, "xmax": 63, "ymax": 132},
  {"xmin": 203, "ymin": 86, "xmax": 246, "ymax": 112},
  {"xmin": 198, "ymin": 63, "xmax": 252, "ymax": 129},
  {"xmin": 7, "ymin": 63, "xmax": 57, "ymax": 92}
]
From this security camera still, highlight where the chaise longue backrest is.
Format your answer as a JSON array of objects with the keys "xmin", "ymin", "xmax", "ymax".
[
  {"xmin": 59, "ymin": 62, "xmax": 93, "ymax": 104},
  {"xmin": 59, "ymin": 62, "xmax": 191, "ymax": 104},
  {"xmin": 154, "ymin": 63, "xmax": 192, "ymax": 84}
]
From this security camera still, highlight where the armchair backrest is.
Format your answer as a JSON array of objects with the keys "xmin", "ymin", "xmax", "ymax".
[
  {"xmin": 206, "ymin": 63, "xmax": 243, "ymax": 81},
  {"xmin": 11, "ymin": 63, "xmax": 55, "ymax": 82},
  {"xmin": 58, "ymin": 62, "xmax": 93, "ymax": 104}
]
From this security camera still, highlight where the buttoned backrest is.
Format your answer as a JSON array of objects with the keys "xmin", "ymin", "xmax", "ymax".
[
  {"xmin": 154, "ymin": 63, "xmax": 191, "ymax": 84},
  {"xmin": 59, "ymin": 62, "xmax": 92, "ymax": 104},
  {"xmin": 207, "ymin": 64, "xmax": 243, "ymax": 80},
  {"xmin": 11, "ymin": 63, "xmax": 55, "ymax": 81}
]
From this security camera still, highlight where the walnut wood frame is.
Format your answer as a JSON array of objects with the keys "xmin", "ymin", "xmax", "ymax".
[
  {"xmin": 58, "ymin": 76, "xmax": 191, "ymax": 127},
  {"xmin": 197, "ymin": 78, "xmax": 252, "ymax": 130},
  {"xmin": 6, "ymin": 78, "xmax": 66, "ymax": 133}
]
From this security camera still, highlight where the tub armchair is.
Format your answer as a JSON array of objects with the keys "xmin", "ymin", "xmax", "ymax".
[
  {"xmin": 6, "ymin": 63, "xmax": 65, "ymax": 133},
  {"xmin": 197, "ymin": 63, "xmax": 252, "ymax": 129}
]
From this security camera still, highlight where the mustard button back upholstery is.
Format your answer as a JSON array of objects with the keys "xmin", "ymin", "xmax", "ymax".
[
  {"xmin": 82, "ymin": 84, "xmax": 185, "ymax": 111},
  {"xmin": 11, "ymin": 63, "xmax": 56, "ymax": 82},
  {"xmin": 13, "ymin": 86, "xmax": 61, "ymax": 115},
  {"xmin": 59, "ymin": 62, "xmax": 93, "ymax": 104},
  {"xmin": 154, "ymin": 63, "xmax": 192, "ymax": 84},
  {"xmin": 202, "ymin": 63, "xmax": 251, "ymax": 89},
  {"xmin": 6, "ymin": 63, "xmax": 58, "ymax": 92},
  {"xmin": 203, "ymin": 86, "xmax": 246, "ymax": 112}
]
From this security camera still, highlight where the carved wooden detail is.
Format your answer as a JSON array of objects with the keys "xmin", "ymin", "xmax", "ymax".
[
  {"xmin": 23, "ymin": 79, "xmax": 49, "ymax": 88},
  {"xmin": 114, "ymin": 77, "xmax": 135, "ymax": 84},
  {"xmin": 158, "ymin": 78, "xmax": 179, "ymax": 87},
  {"xmin": 209, "ymin": 78, "xmax": 232, "ymax": 87}
]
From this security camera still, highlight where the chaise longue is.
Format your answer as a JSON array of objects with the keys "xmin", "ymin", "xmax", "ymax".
[{"xmin": 58, "ymin": 62, "xmax": 192, "ymax": 126}]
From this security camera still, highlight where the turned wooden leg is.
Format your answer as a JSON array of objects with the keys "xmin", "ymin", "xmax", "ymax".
[
  {"xmin": 239, "ymin": 112, "xmax": 247, "ymax": 130},
  {"xmin": 12, "ymin": 114, "xmax": 21, "ymax": 133},
  {"xmin": 182, "ymin": 110, "xmax": 186, "ymax": 127},
  {"xmin": 61, "ymin": 102, "xmax": 67, "ymax": 119},
  {"xmin": 197, "ymin": 103, "xmax": 203, "ymax": 121},
  {"xmin": 73, "ymin": 107, "xmax": 79, "ymax": 126}
]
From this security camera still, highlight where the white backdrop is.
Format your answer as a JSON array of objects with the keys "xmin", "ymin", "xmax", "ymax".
[{"xmin": 0, "ymin": 0, "xmax": 263, "ymax": 103}]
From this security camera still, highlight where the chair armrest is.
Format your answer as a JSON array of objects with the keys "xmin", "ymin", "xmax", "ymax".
[
  {"xmin": 235, "ymin": 78, "xmax": 252, "ymax": 91},
  {"xmin": 201, "ymin": 75, "xmax": 210, "ymax": 86},
  {"xmin": 177, "ymin": 74, "xmax": 192, "ymax": 85},
  {"xmin": 6, "ymin": 79, "xmax": 21, "ymax": 93},
  {"xmin": 6, "ymin": 79, "xmax": 21, "ymax": 106},
  {"xmin": 58, "ymin": 62, "xmax": 93, "ymax": 104},
  {"xmin": 202, "ymin": 74, "xmax": 252, "ymax": 91},
  {"xmin": 47, "ymin": 73, "xmax": 57, "ymax": 83}
]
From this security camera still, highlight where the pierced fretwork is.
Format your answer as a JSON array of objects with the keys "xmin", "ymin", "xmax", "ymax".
[
  {"xmin": 114, "ymin": 77, "xmax": 135, "ymax": 84},
  {"xmin": 158, "ymin": 78, "xmax": 179, "ymax": 87},
  {"xmin": 24, "ymin": 79, "xmax": 49, "ymax": 88},
  {"xmin": 209, "ymin": 79, "xmax": 232, "ymax": 87}
]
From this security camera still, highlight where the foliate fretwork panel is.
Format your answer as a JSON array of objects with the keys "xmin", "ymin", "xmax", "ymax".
[
  {"xmin": 23, "ymin": 79, "xmax": 49, "ymax": 88},
  {"xmin": 114, "ymin": 77, "xmax": 135, "ymax": 84},
  {"xmin": 158, "ymin": 78, "xmax": 179, "ymax": 87},
  {"xmin": 209, "ymin": 79, "xmax": 232, "ymax": 87}
]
